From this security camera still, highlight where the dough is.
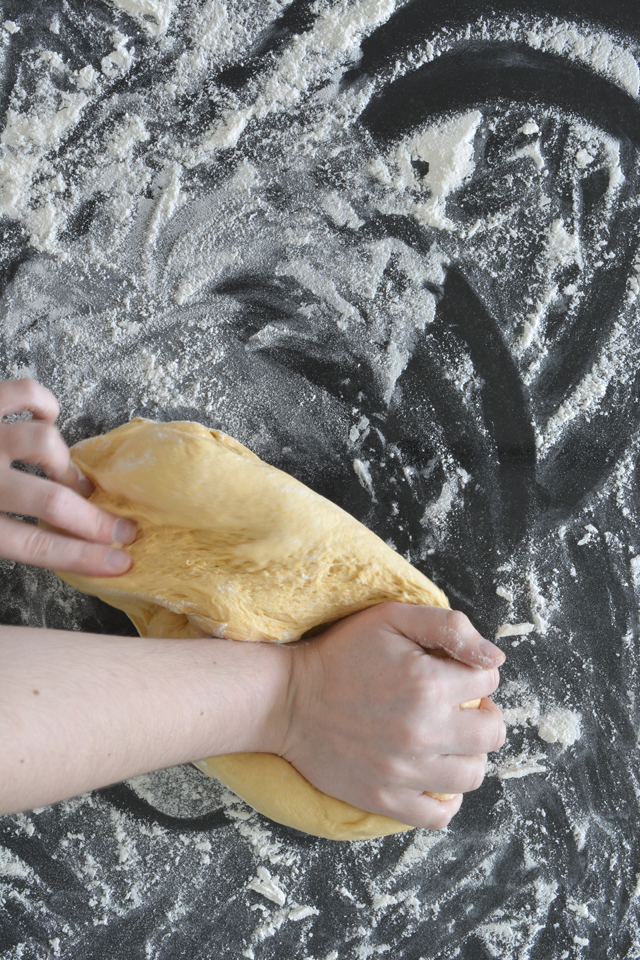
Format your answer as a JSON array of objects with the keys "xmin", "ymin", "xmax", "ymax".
[{"xmin": 60, "ymin": 419, "xmax": 465, "ymax": 840}]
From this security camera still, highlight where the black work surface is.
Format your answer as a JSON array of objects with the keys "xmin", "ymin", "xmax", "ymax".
[{"xmin": 1, "ymin": 1, "xmax": 640, "ymax": 958}]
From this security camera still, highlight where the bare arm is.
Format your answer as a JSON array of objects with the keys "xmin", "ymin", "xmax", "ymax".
[
  {"xmin": 0, "ymin": 624, "xmax": 291, "ymax": 815},
  {"xmin": 0, "ymin": 607, "xmax": 505, "ymax": 827},
  {"xmin": 0, "ymin": 378, "xmax": 506, "ymax": 828}
]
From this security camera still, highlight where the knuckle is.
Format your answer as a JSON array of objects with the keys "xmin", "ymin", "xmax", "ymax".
[
  {"xmin": 377, "ymin": 601, "xmax": 401, "ymax": 620},
  {"xmin": 375, "ymin": 754, "xmax": 398, "ymax": 782},
  {"xmin": 86, "ymin": 507, "xmax": 112, "ymax": 542},
  {"xmin": 20, "ymin": 378, "xmax": 41, "ymax": 404},
  {"xmin": 373, "ymin": 752, "xmax": 404, "ymax": 784},
  {"xmin": 0, "ymin": 379, "xmax": 47, "ymax": 424},
  {"xmin": 36, "ymin": 422, "xmax": 62, "ymax": 457},
  {"xmin": 478, "ymin": 719, "xmax": 505, "ymax": 754},
  {"xmin": 2, "ymin": 379, "xmax": 35, "ymax": 416},
  {"xmin": 409, "ymin": 720, "xmax": 437, "ymax": 753},
  {"xmin": 421, "ymin": 674, "xmax": 445, "ymax": 706},
  {"xmin": 40, "ymin": 483, "xmax": 68, "ymax": 523},
  {"xmin": 22, "ymin": 526, "xmax": 54, "ymax": 566},
  {"xmin": 390, "ymin": 754, "xmax": 418, "ymax": 784},
  {"xmin": 23, "ymin": 380, "xmax": 58, "ymax": 419},
  {"xmin": 0, "ymin": 377, "xmax": 26, "ymax": 398}
]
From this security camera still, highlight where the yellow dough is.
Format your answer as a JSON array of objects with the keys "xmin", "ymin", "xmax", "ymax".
[{"xmin": 60, "ymin": 418, "xmax": 464, "ymax": 841}]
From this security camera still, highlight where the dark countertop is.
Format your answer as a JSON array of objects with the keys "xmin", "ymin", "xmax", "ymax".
[{"xmin": 1, "ymin": 1, "xmax": 640, "ymax": 957}]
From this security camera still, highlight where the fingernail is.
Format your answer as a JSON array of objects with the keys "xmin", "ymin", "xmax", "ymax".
[
  {"xmin": 106, "ymin": 548, "xmax": 132, "ymax": 573},
  {"xmin": 480, "ymin": 638, "xmax": 505, "ymax": 664},
  {"xmin": 76, "ymin": 470, "xmax": 93, "ymax": 498},
  {"xmin": 113, "ymin": 518, "xmax": 137, "ymax": 545}
]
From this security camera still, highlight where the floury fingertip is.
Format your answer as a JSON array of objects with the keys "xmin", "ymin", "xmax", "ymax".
[{"xmin": 479, "ymin": 638, "xmax": 506, "ymax": 665}]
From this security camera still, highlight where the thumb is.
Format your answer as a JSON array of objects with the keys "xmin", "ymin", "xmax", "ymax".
[{"xmin": 386, "ymin": 604, "xmax": 506, "ymax": 670}]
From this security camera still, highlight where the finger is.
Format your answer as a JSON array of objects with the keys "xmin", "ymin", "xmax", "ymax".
[
  {"xmin": 374, "ymin": 790, "xmax": 463, "ymax": 830},
  {"xmin": 0, "ymin": 515, "xmax": 133, "ymax": 575},
  {"xmin": 385, "ymin": 604, "xmax": 506, "ymax": 669},
  {"xmin": 443, "ymin": 697, "xmax": 507, "ymax": 756},
  {"xmin": 0, "ymin": 420, "xmax": 92, "ymax": 495},
  {"xmin": 478, "ymin": 697, "xmax": 507, "ymax": 737},
  {"xmin": 1, "ymin": 421, "xmax": 67, "ymax": 476},
  {"xmin": 419, "ymin": 654, "xmax": 502, "ymax": 706},
  {"xmin": 0, "ymin": 470, "xmax": 137, "ymax": 546},
  {"xmin": 0, "ymin": 379, "xmax": 59, "ymax": 423},
  {"xmin": 414, "ymin": 754, "xmax": 488, "ymax": 795}
]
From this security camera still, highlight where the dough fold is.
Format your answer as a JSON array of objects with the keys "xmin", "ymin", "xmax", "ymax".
[{"xmin": 60, "ymin": 419, "xmax": 454, "ymax": 841}]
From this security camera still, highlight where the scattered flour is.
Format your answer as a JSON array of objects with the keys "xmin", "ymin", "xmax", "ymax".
[
  {"xmin": 501, "ymin": 700, "xmax": 541, "ymax": 727},
  {"xmin": 496, "ymin": 585, "xmax": 513, "ymax": 602},
  {"xmin": 496, "ymin": 622, "xmax": 536, "ymax": 638},
  {"xmin": 494, "ymin": 751, "xmax": 548, "ymax": 780},
  {"xmin": 1, "ymin": 3, "xmax": 639, "ymax": 958},
  {"xmin": 107, "ymin": 0, "xmax": 176, "ymax": 36},
  {"xmin": 541, "ymin": 319, "xmax": 633, "ymax": 453},
  {"xmin": 394, "ymin": 110, "xmax": 482, "ymax": 229},
  {"xmin": 247, "ymin": 867, "xmax": 287, "ymax": 906},
  {"xmin": 526, "ymin": 20, "xmax": 640, "ymax": 97},
  {"xmin": 353, "ymin": 458, "xmax": 375, "ymax": 496},
  {"xmin": 536, "ymin": 707, "xmax": 582, "ymax": 747}
]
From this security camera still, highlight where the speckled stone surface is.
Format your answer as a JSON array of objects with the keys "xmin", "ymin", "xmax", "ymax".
[{"xmin": 1, "ymin": 1, "xmax": 640, "ymax": 957}]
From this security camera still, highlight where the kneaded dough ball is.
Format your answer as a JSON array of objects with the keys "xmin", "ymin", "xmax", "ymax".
[{"xmin": 61, "ymin": 419, "xmax": 452, "ymax": 841}]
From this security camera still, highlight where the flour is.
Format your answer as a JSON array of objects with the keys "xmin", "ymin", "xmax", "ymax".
[
  {"xmin": 501, "ymin": 700, "xmax": 540, "ymax": 727},
  {"xmin": 421, "ymin": 465, "xmax": 469, "ymax": 539},
  {"xmin": 496, "ymin": 622, "xmax": 536, "ymax": 638},
  {"xmin": 200, "ymin": 0, "xmax": 396, "ymax": 152},
  {"xmin": 100, "ymin": 31, "xmax": 135, "ymax": 78},
  {"xmin": 541, "ymin": 318, "xmax": 633, "ymax": 452},
  {"xmin": 567, "ymin": 901, "xmax": 590, "ymax": 918},
  {"xmin": 322, "ymin": 191, "xmax": 365, "ymax": 230},
  {"xmin": 477, "ymin": 879, "xmax": 558, "ymax": 960},
  {"xmin": 525, "ymin": 20, "xmax": 640, "ymax": 97},
  {"xmin": 525, "ymin": 570, "xmax": 550, "ymax": 635},
  {"xmin": 394, "ymin": 111, "xmax": 482, "ymax": 229},
  {"xmin": 353, "ymin": 457, "xmax": 375, "ymax": 496},
  {"xmin": 1, "ymin": 2, "xmax": 640, "ymax": 958},
  {"xmin": 536, "ymin": 707, "xmax": 582, "ymax": 747},
  {"xmin": 496, "ymin": 585, "xmax": 513, "ymax": 602},
  {"xmin": 0, "ymin": 848, "xmax": 31, "ymax": 878},
  {"xmin": 494, "ymin": 751, "xmax": 548, "ymax": 780},
  {"xmin": 247, "ymin": 867, "xmax": 287, "ymax": 906},
  {"xmin": 108, "ymin": 0, "xmax": 176, "ymax": 36}
]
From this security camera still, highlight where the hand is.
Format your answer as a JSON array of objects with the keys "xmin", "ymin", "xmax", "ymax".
[
  {"xmin": 0, "ymin": 607, "xmax": 503, "ymax": 819},
  {"xmin": 0, "ymin": 379, "xmax": 136, "ymax": 575},
  {"xmin": 279, "ymin": 603, "xmax": 506, "ymax": 829}
]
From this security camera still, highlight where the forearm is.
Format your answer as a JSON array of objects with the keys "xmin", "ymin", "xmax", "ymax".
[{"xmin": 0, "ymin": 626, "xmax": 291, "ymax": 815}]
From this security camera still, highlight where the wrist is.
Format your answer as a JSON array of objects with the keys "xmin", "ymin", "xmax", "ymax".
[
  {"xmin": 273, "ymin": 637, "xmax": 324, "ymax": 765},
  {"xmin": 203, "ymin": 637, "xmax": 294, "ymax": 757}
]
